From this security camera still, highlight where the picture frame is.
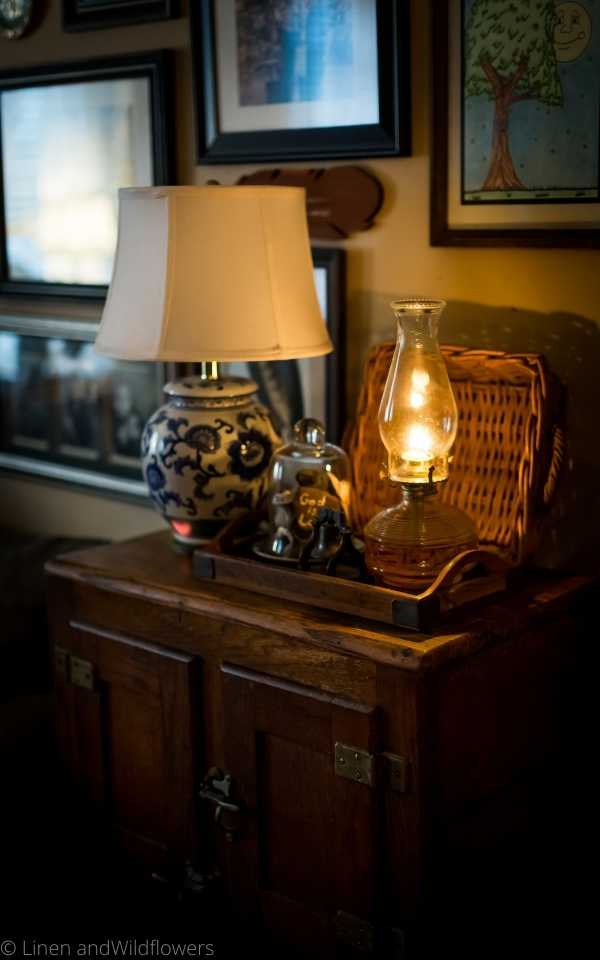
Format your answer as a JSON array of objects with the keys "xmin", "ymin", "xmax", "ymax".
[
  {"xmin": 63, "ymin": 0, "xmax": 179, "ymax": 32},
  {"xmin": 190, "ymin": 0, "xmax": 411, "ymax": 164},
  {"xmin": 309, "ymin": 246, "xmax": 346, "ymax": 442},
  {"xmin": 0, "ymin": 51, "xmax": 173, "ymax": 298},
  {"xmin": 431, "ymin": 0, "xmax": 600, "ymax": 248},
  {"xmin": 226, "ymin": 246, "xmax": 346, "ymax": 443},
  {"xmin": 0, "ymin": 313, "xmax": 166, "ymax": 499}
]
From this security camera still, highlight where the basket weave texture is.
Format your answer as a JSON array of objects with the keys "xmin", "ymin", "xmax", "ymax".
[{"xmin": 346, "ymin": 344, "xmax": 564, "ymax": 566}]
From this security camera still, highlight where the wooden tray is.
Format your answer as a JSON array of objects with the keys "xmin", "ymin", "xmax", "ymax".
[{"xmin": 192, "ymin": 522, "xmax": 508, "ymax": 633}]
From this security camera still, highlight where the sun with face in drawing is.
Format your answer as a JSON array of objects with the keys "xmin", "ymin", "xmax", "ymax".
[
  {"xmin": 0, "ymin": 0, "xmax": 33, "ymax": 39},
  {"xmin": 554, "ymin": 2, "xmax": 592, "ymax": 62}
]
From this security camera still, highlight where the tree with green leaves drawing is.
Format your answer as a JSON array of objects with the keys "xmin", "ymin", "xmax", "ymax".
[{"xmin": 465, "ymin": 0, "xmax": 563, "ymax": 191}]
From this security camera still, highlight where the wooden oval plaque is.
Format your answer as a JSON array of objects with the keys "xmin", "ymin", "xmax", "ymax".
[{"xmin": 237, "ymin": 165, "xmax": 384, "ymax": 240}]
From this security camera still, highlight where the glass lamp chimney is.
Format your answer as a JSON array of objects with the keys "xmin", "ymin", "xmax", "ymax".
[{"xmin": 379, "ymin": 298, "xmax": 457, "ymax": 485}]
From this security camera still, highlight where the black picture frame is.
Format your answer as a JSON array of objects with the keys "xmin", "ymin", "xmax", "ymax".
[
  {"xmin": 431, "ymin": 0, "xmax": 600, "ymax": 248},
  {"xmin": 63, "ymin": 0, "xmax": 179, "ymax": 32},
  {"xmin": 0, "ymin": 50, "xmax": 174, "ymax": 299},
  {"xmin": 313, "ymin": 246, "xmax": 346, "ymax": 443},
  {"xmin": 191, "ymin": 0, "xmax": 411, "ymax": 164},
  {"xmin": 0, "ymin": 312, "xmax": 167, "ymax": 499}
]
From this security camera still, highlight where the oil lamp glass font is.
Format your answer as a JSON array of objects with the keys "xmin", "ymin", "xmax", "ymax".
[{"xmin": 364, "ymin": 298, "xmax": 478, "ymax": 591}]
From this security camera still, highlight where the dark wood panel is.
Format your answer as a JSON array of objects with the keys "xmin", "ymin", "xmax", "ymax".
[
  {"xmin": 259, "ymin": 890, "xmax": 334, "ymax": 959},
  {"xmin": 220, "ymin": 665, "xmax": 380, "ymax": 943},
  {"xmin": 376, "ymin": 667, "xmax": 429, "ymax": 922},
  {"xmin": 70, "ymin": 683, "xmax": 106, "ymax": 813},
  {"xmin": 258, "ymin": 733, "xmax": 335, "ymax": 910},
  {"xmin": 429, "ymin": 616, "xmax": 575, "ymax": 818},
  {"xmin": 220, "ymin": 665, "xmax": 260, "ymax": 921},
  {"xmin": 105, "ymin": 684, "xmax": 167, "ymax": 838},
  {"xmin": 64, "ymin": 580, "xmax": 377, "ymax": 704},
  {"xmin": 53, "ymin": 621, "xmax": 199, "ymax": 869},
  {"xmin": 74, "ymin": 622, "xmax": 165, "ymax": 696}
]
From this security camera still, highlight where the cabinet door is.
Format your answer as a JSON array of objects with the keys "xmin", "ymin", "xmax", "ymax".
[
  {"xmin": 54, "ymin": 621, "xmax": 199, "ymax": 871},
  {"xmin": 220, "ymin": 664, "xmax": 380, "ymax": 956}
]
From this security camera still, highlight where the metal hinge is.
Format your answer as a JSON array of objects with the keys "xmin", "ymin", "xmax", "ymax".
[
  {"xmin": 334, "ymin": 742, "xmax": 374, "ymax": 787},
  {"xmin": 335, "ymin": 911, "xmax": 375, "ymax": 953},
  {"xmin": 70, "ymin": 656, "xmax": 95, "ymax": 691},
  {"xmin": 334, "ymin": 743, "xmax": 410, "ymax": 793},
  {"xmin": 54, "ymin": 646, "xmax": 69, "ymax": 681},
  {"xmin": 54, "ymin": 647, "xmax": 96, "ymax": 691},
  {"xmin": 383, "ymin": 753, "xmax": 410, "ymax": 794},
  {"xmin": 390, "ymin": 927, "xmax": 407, "ymax": 960},
  {"xmin": 334, "ymin": 913, "xmax": 407, "ymax": 957}
]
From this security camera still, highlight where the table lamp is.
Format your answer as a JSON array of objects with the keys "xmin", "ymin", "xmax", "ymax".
[
  {"xmin": 364, "ymin": 298, "xmax": 478, "ymax": 590},
  {"xmin": 95, "ymin": 185, "xmax": 332, "ymax": 550}
]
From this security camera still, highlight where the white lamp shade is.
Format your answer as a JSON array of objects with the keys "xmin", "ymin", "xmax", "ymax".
[{"xmin": 95, "ymin": 185, "xmax": 333, "ymax": 363}]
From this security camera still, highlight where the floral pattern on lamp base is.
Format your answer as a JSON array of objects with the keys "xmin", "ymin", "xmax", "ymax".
[{"xmin": 141, "ymin": 377, "xmax": 281, "ymax": 550}]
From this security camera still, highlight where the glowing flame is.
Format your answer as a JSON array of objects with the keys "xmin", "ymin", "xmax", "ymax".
[{"xmin": 403, "ymin": 424, "xmax": 433, "ymax": 462}]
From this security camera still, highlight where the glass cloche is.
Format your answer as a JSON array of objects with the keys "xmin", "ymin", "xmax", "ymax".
[{"xmin": 254, "ymin": 418, "xmax": 352, "ymax": 563}]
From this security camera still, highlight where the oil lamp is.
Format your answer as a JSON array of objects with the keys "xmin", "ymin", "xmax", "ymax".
[{"xmin": 364, "ymin": 298, "xmax": 477, "ymax": 591}]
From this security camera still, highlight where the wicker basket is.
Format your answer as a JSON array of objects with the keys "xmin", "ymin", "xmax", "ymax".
[{"xmin": 346, "ymin": 344, "xmax": 565, "ymax": 566}]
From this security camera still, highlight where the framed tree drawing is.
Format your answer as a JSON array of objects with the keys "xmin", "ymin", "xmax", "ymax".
[
  {"xmin": 431, "ymin": 0, "xmax": 600, "ymax": 246},
  {"xmin": 190, "ymin": 0, "xmax": 411, "ymax": 163}
]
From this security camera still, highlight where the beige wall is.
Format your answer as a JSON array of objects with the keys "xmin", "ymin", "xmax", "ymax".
[{"xmin": 1, "ymin": 2, "xmax": 599, "ymax": 564}]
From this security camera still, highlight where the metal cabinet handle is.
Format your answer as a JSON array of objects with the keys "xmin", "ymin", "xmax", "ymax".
[{"xmin": 199, "ymin": 767, "xmax": 242, "ymax": 840}]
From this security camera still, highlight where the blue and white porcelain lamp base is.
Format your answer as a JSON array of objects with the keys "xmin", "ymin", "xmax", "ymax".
[{"xmin": 141, "ymin": 369, "xmax": 281, "ymax": 551}]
